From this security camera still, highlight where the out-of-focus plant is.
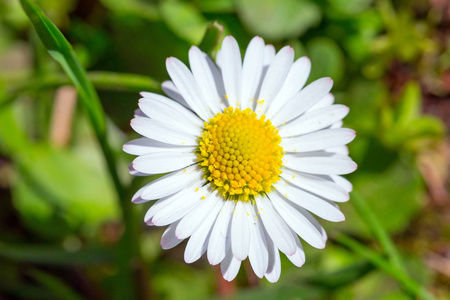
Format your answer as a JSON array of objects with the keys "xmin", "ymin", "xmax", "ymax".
[
  {"xmin": 0, "ymin": 0, "xmax": 447, "ymax": 299},
  {"xmin": 380, "ymin": 81, "xmax": 445, "ymax": 151}
]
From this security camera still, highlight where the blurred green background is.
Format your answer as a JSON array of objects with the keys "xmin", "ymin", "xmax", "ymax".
[{"xmin": 0, "ymin": 0, "xmax": 449, "ymax": 299}]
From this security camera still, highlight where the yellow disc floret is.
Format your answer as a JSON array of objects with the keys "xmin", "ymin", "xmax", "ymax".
[{"xmin": 198, "ymin": 107, "xmax": 283, "ymax": 201}]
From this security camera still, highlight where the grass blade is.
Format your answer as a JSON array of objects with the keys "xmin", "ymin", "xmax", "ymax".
[
  {"xmin": 19, "ymin": 1, "xmax": 142, "ymax": 299},
  {"xmin": 351, "ymin": 191, "xmax": 407, "ymax": 274},
  {"xmin": 335, "ymin": 234, "xmax": 435, "ymax": 300}
]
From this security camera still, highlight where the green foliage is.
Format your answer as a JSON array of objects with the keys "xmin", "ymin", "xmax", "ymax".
[
  {"xmin": 19, "ymin": 0, "xmax": 106, "ymax": 135},
  {"xmin": 13, "ymin": 144, "xmax": 119, "ymax": 236},
  {"xmin": 339, "ymin": 159, "xmax": 424, "ymax": 236},
  {"xmin": 198, "ymin": 22, "xmax": 224, "ymax": 57},
  {"xmin": 236, "ymin": 0, "xmax": 321, "ymax": 41},
  {"xmin": 307, "ymin": 37, "xmax": 345, "ymax": 84},
  {"xmin": 0, "ymin": 0, "xmax": 447, "ymax": 299},
  {"xmin": 160, "ymin": 0, "xmax": 209, "ymax": 45},
  {"xmin": 381, "ymin": 82, "xmax": 445, "ymax": 151}
]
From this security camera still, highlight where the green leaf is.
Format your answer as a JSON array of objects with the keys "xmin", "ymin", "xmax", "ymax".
[
  {"xmin": 406, "ymin": 116, "xmax": 445, "ymax": 138},
  {"xmin": 336, "ymin": 160, "xmax": 424, "ymax": 237},
  {"xmin": 159, "ymin": 0, "xmax": 209, "ymax": 45},
  {"xmin": 307, "ymin": 37, "xmax": 345, "ymax": 83},
  {"xmin": 403, "ymin": 116, "xmax": 446, "ymax": 150},
  {"xmin": 0, "ymin": 86, "xmax": 30, "ymax": 153},
  {"xmin": 198, "ymin": 21, "xmax": 224, "ymax": 57},
  {"xmin": 0, "ymin": 242, "xmax": 114, "ymax": 266},
  {"xmin": 153, "ymin": 261, "xmax": 214, "ymax": 300},
  {"xmin": 328, "ymin": 0, "xmax": 374, "ymax": 15},
  {"xmin": 307, "ymin": 261, "xmax": 375, "ymax": 290},
  {"xmin": 211, "ymin": 285, "xmax": 325, "ymax": 300},
  {"xmin": 195, "ymin": 0, "xmax": 235, "ymax": 13},
  {"xmin": 5, "ymin": 72, "xmax": 161, "ymax": 106},
  {"xmin": 19, "ymin": 0, "xmax": 106, "ymax": 136},
  {"xmin": 12, "ymin": 144, "xmax": 119, "ymax": 236},
  {"xmin": 29, "ymin": 269, "xmax": 84, "ymax": 300},
  {"xmin": 99, "ymin": 0, "xmax": 160, "ymax": 20},
  {"xmin": 335, "ymin": 235, "xmax": 435, "ymax": 300},
  {"xmin": 396, "ymin": 81, "xmax": 421, "ymax": 127},
  {"xmin": 236, "ymin": 0, "xmax": 321, "ymax": 41}
]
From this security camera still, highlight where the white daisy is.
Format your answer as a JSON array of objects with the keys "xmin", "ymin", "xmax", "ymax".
[{"xmin": 123, "ymin": 36, "xmax": 357, "ymax": 282}]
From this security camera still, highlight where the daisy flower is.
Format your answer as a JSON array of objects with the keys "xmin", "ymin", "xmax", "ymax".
[{"xmin": 123, "ymin": 36, "xmax": 357, "ymax": 282}]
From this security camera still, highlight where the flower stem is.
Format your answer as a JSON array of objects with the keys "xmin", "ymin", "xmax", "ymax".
[
  {"xmin": 335, "ymin": 235, "xmax": 435, "ymax": 300},
  {"xmin": 350, "ymin": 191, "xmax": 407, "ymax": 274}
]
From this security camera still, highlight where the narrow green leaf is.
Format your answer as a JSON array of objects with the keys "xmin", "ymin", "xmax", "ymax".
[
  {"xmin": 0, "ymin": 88, "xmax": 30, "ymax": 153},
  {"xmin": 307, "ymin": 261, "xmax": 375, "ymax": 289},
  {"xmin": 1, "ymin": 71, "xmax": 162, "ymax": 112},
  {"xmin": 19, "ymin": 0, "xmax": 105, "ymax": 135},
  {"xmin": 335, "ymin": 235, "xmax": 435, "ymax": 300},
  {"xmin": 19, "ymin": 2, "xmax": 139, "ymax": 299},
  {"xmin": 198, "ymin": 21, "xmax": 224, "ymax": 57},
  {"xmin": 350, "ymin": 191, "xmax": 408, "ymax": 274},
  {"xmin": 29, "ymin": 269, "xmax": 85, "ymax": 300},
  {"xmin": 0, "ymin": 242, "xmax": 114, "ymax": 266}
]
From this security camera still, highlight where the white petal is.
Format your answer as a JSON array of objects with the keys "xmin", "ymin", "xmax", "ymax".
[
  {"xmin": 270, "ymin": 191, "xmax": 326, "ymax": 248},
  {"xmin": 263, "ymin": 229, "xmax": 281, "ymax": 283},
  {"xmin": 175, "ymin": 189, "xmax": 217, "ymax": 239},
  {"xmin": 330, "ymin": 120, "xmax": 343, "ymax": 129},
  {"xmin": 140, "ymin": 165, "xmax": 202, "ymax": 200},
  {"xmin": 166, "ymin": 57, "xmax": 213, "ymax": 120},
  {"xmin": 145, "ymin": 179, "xmax": 206, "ymax": 224},
  {"xmin": 130, "ymin": 117, "xmax": 198, "ymax": 146},
  {"xmin": 189, "ymin": 46, "xmax": 224, "ymax": 114},
  {"xmin": 132, "ymin": 151, "xmax": 197, "ymax": 174},
  {"xmin": 307, "ymin": 93, "xmax": 335, "ymax": 112},
  {"xmin": 257, "ymin": 46, "xmax": 294, "ymax": 114},
  {"xmin": 280, "ymin": 168, "xmax": 349, "ymax": 202},
  {"xmin": 139, "ymin": 93, "xmax": 204, "ymax": 128},
  {"xmin": 207, "ymin": 200, "xmax": 235, "ymax": 265},
  {"xmin": 220, "ymin": 251, "xmax": 241, "ymax": 282},
  {"xmin": 281, "ymin": 128, "xmax": 356, "ymax": 152},
  {"xmin": 286, "ymin": 230, "xmax": 305, "ymax": 267},
  {"xmin": 131, "ymin": 184, "xmax": 147, "ymax": 204},
  {"xmin": 263, "ymin": 45, "xmax": 276, "ymax": 66},
  {"xmin": 252, "ymin": 45, "xmax": 276, "ymax": 111},
  {"xmin": 129, "ymin": 163, "xmax": 149, "ymax": 177},
  {"xmin": 123, "ymin": 138, "xmax": 190, "ymax": 156},
  {"xmin": 326, "ymin": 146, "xmax": 349, "ymax": 155},
  {"xmin": 248, "ymin": 205, "xmax": 269, "ymax": 278},
  {"xmin": 151, "ymin": 183, "xmax": 208, "ymax": 226},
  {"xmin": 240, "ymin": 36, "xmax": 265, "ymax": 110},
  {"xmin": 274, "ymin": 179, "xmax": 345, "ymax": 222},
  {"xmin": 161, "ymin": 221, "xmax": 183, "ymax": 250},
  {"xmin": 330, "ymin": 175, "xmax": 353, "ymax": 192},
  {"xmin": 160, "ymin": 81, "xmax": 189, "ymax": 108},
  {"xmin": 221, "ymin": 36, "xmax": 242, "ymax": 108},
  {"xmin": 184, "ymin": 195, "xmax": 224, "ymax": 263},
  {"xmin": 134, "ymin": 108, "xmax": 145, "ymax": 118},
  {"xmin": 231, "ymin": 201, "xmax": 251, "ymax": 261},
  {"xmin": 284, "ymin": 153, "xmax": 357, "ymax": 175},
  {"xmin": 255, "ymin": 196, "xmax": 296, "ymax": 256},
  {"xmin": 289, "ymin": 200, "xmax": 328, "ymax": 242},
  {"xmin": 266, "ymin": 56, "xmax": 311, "ymax": 119},
  {"xmin": 215, "ymin": 49, "xmax": 222, "ymax": 70},
  {"xmin": 271, "ymin": 77, "xmax": 333, "ymax": 126},
  {"xmin": 278, "ymin": 104, "xmax": 350, "ymax": 137}
]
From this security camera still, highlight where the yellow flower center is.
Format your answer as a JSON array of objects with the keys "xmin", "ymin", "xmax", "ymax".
[{"xmin": 198, "ymin": 107, "xmax": 283, "ymax": 201}]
